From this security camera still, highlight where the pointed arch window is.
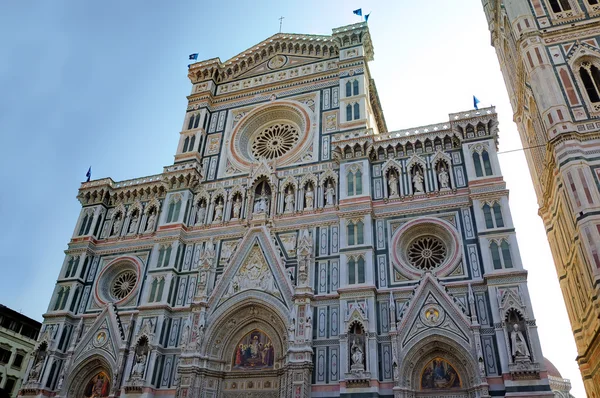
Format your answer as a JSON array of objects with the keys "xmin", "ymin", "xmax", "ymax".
[
  {"xmin": 347, "ymin": 168, "xmax": 363, "ymax": 196},
  {"xmin": 473, "ymin": 152, "xmax": 483, "ymax": 177},
  {"xmin": 346, "ymin": 81, "xmax": 352, "ymax": 97},
  {"xmin": 353, "ymin": 103, "xmax": 360, "ymax": 120},
  {"xmin": 78, "ymin": 213, "xmax": 89, "ymax": 236},
  {"xmin": 353, "ymin": 80, "xmax": 359, "ymax": 96},
  {"xmin": 183, "ymin": 136, "xmax": 190, "ymax": 152},
  {"xmin": 54, "ymin": 288, "xmax": 64, "ymax": 311},
  {"xmin": 193, "ymin": 113, "xmax": 200, "ymax": 129},
  {"xmin": 189, "ymin": 135, "xmax": 196, "ymax": 152},
  {"xmin": 493, "ymin": 202, "xmax": 505, "ymax": 227},
  {"xmin": 347, "ymin": 221, "xmax": 356, "ymax": 246},
  {"xmin": 69, "ymin": 287, "xmax": 80, "ymax": 312},
  {"xmin": 166, "ymin": 197, "xmax": 182, "ymax": 223},
  {"xmin": 59, "ymin": 287, "xmax": 70, "ymax": 310},
  {"xmin": 149, "ymin": 279, "xmax": 158, "ymax": 302},
  {"xmin": 187, "ymin": 114, "xmax": 195, "ymax": 130},
  {"xmin": 348, "ymin": 256, "xmax": 366, "ymax": 285},
  {"xmin": 548, "ymin": 0, "xmax": 572, "ymax": 13},
  {"xmin": 580, "ymin": 61, "xmax": 600, "ymax": 104},
  {"xmin": 346, "ymin": 104, "xmax": 352, "ymax": 121},
  {"xmin": 490, "ymin": 239, "xmax": 514, "ymax": 269},
  {"xmin": 473, "ymin": 149, "xmax": 493, "ymax": 177},
  {"xmin": 348, "ymin": 257, "xmax": 356, "ymax": 284},
  {"xmin": 483, "ymin": 204, "xmax": 494, "ymax": 228}
]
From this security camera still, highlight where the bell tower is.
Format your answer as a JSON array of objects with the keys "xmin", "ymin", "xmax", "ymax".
[{"xmin": 482, "ymin": 0, "xmax": 600, "ymax": 394}]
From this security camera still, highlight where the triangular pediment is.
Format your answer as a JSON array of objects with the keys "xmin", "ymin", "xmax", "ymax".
[
  {"xmin": 208, "ymin": 227, "xmax": 293, "ymax": 310},
  {"xmin": 398, "ymin": 274, "xmax": 472, "ymax": 350},
  {"xmin": 73, "ymin": 304, "xmax": 125, "ymax": 365}
]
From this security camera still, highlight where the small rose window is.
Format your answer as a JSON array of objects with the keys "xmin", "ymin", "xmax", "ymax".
[
  {"xmin": 407, "ymin": 236, "xmax": 447, "ymax": 270},
  {"xmin": 111, "ymin": 270, "xmax": 138, "ymax": 300}
]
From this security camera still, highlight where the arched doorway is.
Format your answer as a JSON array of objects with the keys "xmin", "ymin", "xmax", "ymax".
[
  {"xmin": 397, "ymin": 335, "xmax": 488, "ymax": 398},
  {"xmin": 65, "ymin": 357, "xmax": 114, "ymax": 398}
]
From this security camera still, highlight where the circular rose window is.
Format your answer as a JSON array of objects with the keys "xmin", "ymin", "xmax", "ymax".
[
  {"xmin": 407, "ymin": 236, "xmax": 447, "ymax": 270},
  {"xmin": 390, "ymin": 218, "xmax": 461, "ymax": 278},
  {"xmin": 111, "ymin": 270, "xmax": 137, "ymax": 300},
  {"xmin": 251, "ymin": 123, "xmax": 299, "ymax": 160},
  {"xmin": 95, "ymin": 257, "xmax": 141, "ymax": 305}
]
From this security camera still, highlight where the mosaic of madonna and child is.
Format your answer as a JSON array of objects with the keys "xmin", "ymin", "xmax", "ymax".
[
  {"xmin": 232, "ymin": 329, "xmax": 275, "ymax": 370},
  {"xmin": 421, "ymin": 358, "xmax": 461, "ymax": 390}
]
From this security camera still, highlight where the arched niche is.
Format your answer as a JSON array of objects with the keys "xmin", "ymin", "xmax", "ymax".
[{"xmin": 65, "ymin": 356, "xmax": 114, "ymax": 398}]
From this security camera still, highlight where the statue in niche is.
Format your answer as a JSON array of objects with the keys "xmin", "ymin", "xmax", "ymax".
[
  {"xmin": 28, "ymin": 350, "xmax": 46, "ymax": 382},
  {"xmin": 145, "ymin": 210, "xmax": 156, "ymax": 232},
  {"xmin": 388, "ymin": 172, "xmax": 399, "ymax": 197},
  {"xmin": 253, "ymin": 183, "xmax": 270, "ymax": 215},
  {"xmin": 510, "ymin": 324, "xmax": 530, "ymax": 360},
  {"xmin": 131, "ymin": 352, "xmax": 147, "ymax": 378},
  {"xmin": 232, "ymin": 196, "xmax": 242, "ymax": 219},
  {"xmin": 195, "ymin": 201, "xmax": 206, "ymax": 225},
  {"xmin": 304, "ymin": 185, "xmax": 314, "ymax": 210},
  {"xmin": 288, "ymin": 318, "xmax": 296, "ymax": 342},
  {"xmin": 111, "ymin": 214, "xmax": 123, "ymax": 236},
  {"xmin": 438, "ymin": 166, "xmax": 450, "ymax": 189},
  {"xmin": 412, "ymin": 169, "xmax": 424, "ymax": 194},
  {"xmin": 180, "ymin": 321, "xmax": 190, "ymax": 348},
  {"xmin": 284, "ymin": 188, "xmax": 295, "ymax": 213},
  {"xmin": 128, "ymin": 212, "xmax": 139, "ymax": 234},
  {"xmin": 350, "ymin": 337, "xmax": 364, "ymax": 368},
  {"xmin": 202, "ymin": 238, "xmax": 216, "ymax": 265},
  {"xmin": 213, "ymin": 199, "xmax": 224, "ymax": 223},
  {"xmin": 305, "ymin": 316, "xmax": 312, "ymax": 341},
  {"xmin": 325, "ymin": 182, "xmax": 335, "ymax": 207},
  {"xmin": 196, "ymin": 324, "xmax": 205, "ymax": 350}
]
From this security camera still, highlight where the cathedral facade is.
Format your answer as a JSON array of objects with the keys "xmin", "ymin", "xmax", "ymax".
[
  {"xmin": 20, "ymin": 23, "xmax": 555, "ymax": 398},
  {"xmin": 481, "ymin": 1, "xmax": 600, "ymax": 395}
]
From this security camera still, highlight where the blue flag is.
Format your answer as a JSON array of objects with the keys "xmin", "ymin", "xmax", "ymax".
[
  {"xmin": 353, "ymin": 8, "xmax": 362, "ymax": 16},
  {"xmin": 189, "ymin": 53, "xmax": 198, "ymax": 60},
  {"xmin": 473, "ymin": 95, "xmax": 480, "ymax": 110},
  {"xmin": 86, "ymin": 166, "xmax": 92, "ymax": 182},
  {"xmin": 364, "ymin": 12, "xmax": 371, "ymax": 22}
]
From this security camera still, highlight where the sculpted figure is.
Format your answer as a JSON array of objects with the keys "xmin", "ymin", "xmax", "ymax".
[
  {"xmin": 511, "ymin": 324, "xmax": 530, "ymax": 359},
  {"xmin": 304, "ymin": 185, "xmax": 314, "ymax": 210},
  {"xmin": 388, "ymin": 173, "xmax": 398, "ymax": 197},
  {"xmin": 112, "ymin": 214, "xmax": 123, "ymax": 236},
  {"xmin": 128, "ymin": 213, "xmax": 139, "ymax": 234},
  {"xmin": 145, "ymin": 211, "xmax": 156, "ymax": 232},
  {"xmin": 196, "ymin": 202, "xmax": 206, "ymax": 225},
  {"xmin": 232, "ymin": 197, "xmax": 241, "ymax": 219},
  {"xmin": 213, "ymin": 200, "xmax": 223, "ymax": 222},
  {"xmin": 351, "ymin": 338, "xmax": 364, "ymax": 366},
  {"xmin": 284, "ymin": 188, "xmax": 295, "ymax": 213},
  {"xmin": 325, "ymin": 182, "xmax": 335, "ymax": 206},
  {"xmin": 438, "ymin": 167, "xmax": 450, "ymax": 189},
  {"xmin": 413, "ymin": 170, "xmax": 424, "ymax": 194},
  {"xmin": 131, "ymin": 352, "xmax": 147, "ymax": 377}
]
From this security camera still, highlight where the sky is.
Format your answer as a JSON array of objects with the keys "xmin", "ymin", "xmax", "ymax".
[{"xmin": 0, "ymin": 0, "xmax": 585, "ymax": 396}]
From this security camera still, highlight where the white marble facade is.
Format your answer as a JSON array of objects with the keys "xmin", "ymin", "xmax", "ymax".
[{"xmin": 22, "ymin": 22, "xmax": 555, "ymax": 398}]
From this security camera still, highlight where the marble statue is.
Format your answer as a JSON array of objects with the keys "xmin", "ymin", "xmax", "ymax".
[
  {"xmin": 232, "ymin": 197, "xmax": 241, "ymax": 219},
  {"xmin": 304, "ymin": 185, "xmax": 314, "ymax": 209},
  {"xmin": 325, "ymin": 182, "xmax": 335, "ymax": 207},
  {"xmin": 131, "ymin": 352, "xmax": 147, "ymax": 377},
  {"xmin": 511, "ymin": 324, "xmax": 530, "ymax": 359},
  {"xmin": 388, "ymin": 173, "xmax": 398, "ymax": 197},
  {"xmin": 413, "ymin": 170, "xmax": 424, "ymax": 194},
  {"xmin": 213, "ymin": 200, "xmax": 223, "ymax": 223},
  {"xmin": 284, "ymin": 188, "xmax": 295, "ymax": 213},
  {"xmin": 351, "ymin": 338, "xmax": 364, "ymax": 367},
  {"xmin": 128, "ymin": 213, "xmax": 139, "ymax": 234},
  {"xmin": 438, "ymin": 167, "xmax": 450, "ymax": 189},
  {"xmin": 196, "ymin": 203, "xmax": 206, "ymax": 225},
  {"xmin": 145, "ymin": 212, "xmax": 156, "ymax": 232}
]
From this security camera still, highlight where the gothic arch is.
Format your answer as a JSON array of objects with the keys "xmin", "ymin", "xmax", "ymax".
[
  {"xmin": 398, "ymin": 334, "xmax": 483, "ymax": 394},
  {"xmin": 65, "ymin": 355, "xmax": 115, "ymax": 398},
  {"xmin": 203, "ymin": 298, "xmax": 288, "ymax": 368}
]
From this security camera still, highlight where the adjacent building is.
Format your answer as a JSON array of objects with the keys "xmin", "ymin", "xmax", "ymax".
[
  {"xmin": 0, "ymin": 305, "xmax": 40, "ymax": 397},
  {"xmin": 481, "ymin": 1, "xmax": 600, "ymax": 395},
  {"xmin": 21, "ymin": 23, "xmax": 558, "ymax": 397}
]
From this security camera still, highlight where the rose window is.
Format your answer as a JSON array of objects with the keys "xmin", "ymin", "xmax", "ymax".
[
  {"xmin": 111, "ymin": 270, "xmax": 138, "ymax": 300},
  {"xmin": 251, "ymin": 123, "xmax": 299, "ymax": 160},
  {"xmin": 407, "ymin": 236, "xmax": 447, "ymax": 270}
]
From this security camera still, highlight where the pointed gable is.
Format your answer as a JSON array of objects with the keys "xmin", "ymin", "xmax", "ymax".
[
  {"xmin": 208, "ymin": 227, "xmax": 293, "ymax": 310},
  {"xmin": 72, "ymin": 304, "xmax": 125, "ymax": 366},
  {"xmin": 397, "ymin": 274, "xmax": 472, "ymax": 350}
]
